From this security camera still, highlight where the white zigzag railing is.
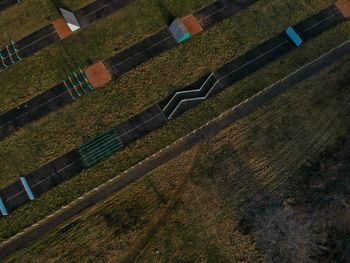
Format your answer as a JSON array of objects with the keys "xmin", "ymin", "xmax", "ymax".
[
  {"xmin": 163, "ymin": 73, "xmax": 215, "ymax": 112},
  {"xmin": 163, "ymin": 73, "xmax": 222, "ymax": 119}
]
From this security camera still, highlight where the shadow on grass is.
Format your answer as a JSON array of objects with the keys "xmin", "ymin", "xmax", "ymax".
[
  {"xmin": 198, "ymin": 143, "xmax": 281, "ymax": 234},
  {"xmin": 50, "ymin": 0, "xmax": 70, "ymax": 11},
  {"xmin": 156, "ymin": 1, "xmax": 176, "ymax": 25}
]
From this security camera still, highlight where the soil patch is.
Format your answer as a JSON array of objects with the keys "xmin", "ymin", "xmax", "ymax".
[{"xmin": 85, "ymin": 61, "xmax": 112, "ymax": 88}]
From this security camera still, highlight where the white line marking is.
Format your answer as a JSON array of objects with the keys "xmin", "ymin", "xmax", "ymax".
[
  {"xmin": 113, "ymin": 35, "xmax": 173, "ymax": 68},
  {"xmin": 18, "ymin": 31, "xmax": 58, "ymax": 52}
]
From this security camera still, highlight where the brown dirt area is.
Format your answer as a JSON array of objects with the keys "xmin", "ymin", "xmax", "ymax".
[
  {"xmin": 335, "ymin": 0, "xmax": 350, "ymax": 18},
  {"xmin": 85, "ymin": 61, "xmax": 112, "ymax": 88},
  {"xmin": 52, "ymin": 18, "xmax": 73, "ymax": 39},
  {"xmin": 182, "ymin": 15, "xmax": 203, "ymax": 36}
]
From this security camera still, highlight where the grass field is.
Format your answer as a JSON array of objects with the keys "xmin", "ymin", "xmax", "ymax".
[
  {"xmin": 5, "ymin": 48, "xmax": 350, "ymax": 262},
  {"xmin": 5, "ymin": 147, "xmax": 204, "ymax": 262},
  {"xmin": 0, "ymin": 0, "xmax": 58, "ymax": 42},
  {"xmin": 0, "ymin": 0, "xmax": 213, "ymax": 112},
  {"xmin": 0, "ymin": 0, "xmax": 346, "ymax": 242},
  {"xmin": 0, "ymin": 0, "xmax": 335, "ymax": 186},
  {"xmin": 0, "ymin": 0, "xmax": 96, "ymax": 42}
]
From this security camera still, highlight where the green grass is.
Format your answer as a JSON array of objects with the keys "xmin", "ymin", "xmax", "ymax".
[
  {"xmin": 0, "ymin": 0, "xmax": 58, "ymax": 42},
  {"xmin": 0, "ymin": 0, "xmax": 334, "ymax": 185},
  {"xmin": 4, "ymin": 147, "xmax": 198, "ymax": 262},
  {"xmin": 5, "ymin": 48, "xmax": 350, "ymax": 262},
  {"xmin": 59, "ymin": 0, "xmax": 96, "ymax": 10},
  {"xmin": 0, "ymin": 0, "xmax": 345, "ymax": 241},
  {"xmin": 0, "ymin": 0, "xmax": 214, "ymax": 112},
  {"xmin": 0, "ymin": 0, "xmax": 96, "ymax": 42}
]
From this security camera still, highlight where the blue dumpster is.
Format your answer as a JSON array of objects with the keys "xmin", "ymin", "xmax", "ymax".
[{"xmin": 286, "ymin": 26, "xmax": 303, "ymax": 46}]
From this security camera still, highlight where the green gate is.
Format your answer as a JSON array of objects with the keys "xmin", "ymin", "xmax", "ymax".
[{"xmin": 79, "ymin": 128, "xmax": 124, "ymax": 167}]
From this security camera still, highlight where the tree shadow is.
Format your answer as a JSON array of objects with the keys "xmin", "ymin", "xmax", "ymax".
[
  {"xmin": 156, "ymin": 1, "xmax": 176, "ymax": 25},
  {"xmin": 51, "ymin": 0, "xmax": 70, "ymax": 11},
  {"xmin": 200, "ymin": 143, "xmax": 281, "ymax": 235}
]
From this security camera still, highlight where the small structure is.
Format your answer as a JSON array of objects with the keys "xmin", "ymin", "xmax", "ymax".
[
  {"xmin": 169, "ymin": 15, "xmax": 203, "ymax": 44},
  {"xmin": 285, "ymin": 26, "xmax": 303, "ymax": 46},
  {"xmin": 59, "ymin": 8, "xmax": 81, "ymax": 32},
  {"xmin": 335, "ymin": 0, "xmax": 350, "ymax": 17},
  {"xmin": 0, "ymin": 197, "xmax": 8, "ymax": 216},
  {"xmin": 169, "ymin": 18, "xmax": 191, "ymax": 43},
  {"xmin": 85, "ymin": 61, "xmax": 112, "ymax": 88},
  {"xmin": 20, "ymin": 176, "xmax": 35, "ymax": 200}
]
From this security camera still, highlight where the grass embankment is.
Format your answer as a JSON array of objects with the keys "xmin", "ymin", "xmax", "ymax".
[
  {"xmin": 0, "ymin": 0, "xmax": 95, "ymax": 43},
  {"xmin": 0, "ymin": 0, "xmax": 58, "ymax": 42},
  {"xmin": 0, "ymin": 0, "xmax": 343, "ymax": 240},
  {"xmin": 0, "ymin": 0, "xmax": 213, "ymax": 112},
  {"xmin": 6, "ymin": 50, "xmax": 350, "ymax": 262}
]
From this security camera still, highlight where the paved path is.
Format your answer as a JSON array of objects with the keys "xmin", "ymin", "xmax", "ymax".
[
  {"xmin": 0, "ymin": 0, "xmax": 19, "ymax": 13},
  {"xmin": 1, "ymin": 38, "xmax": 350, "ymax": 260}
]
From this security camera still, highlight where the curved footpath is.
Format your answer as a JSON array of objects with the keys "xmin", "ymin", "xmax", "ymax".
[
  {"xmin": 1, "ymin": 35, "xmax": 350, "ymax": 260},
  {"xmin": 0, "ymin": 3, "xmax": 344, "ymax": 215}
]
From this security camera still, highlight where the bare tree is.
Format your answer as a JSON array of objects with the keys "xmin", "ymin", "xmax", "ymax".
[{"xmin": 253, "ymin": 207, "xmax": 326, "ymax": 263}]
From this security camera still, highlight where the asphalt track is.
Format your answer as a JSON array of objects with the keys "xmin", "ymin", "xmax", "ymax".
[
  {"xmin": 0, "ymin": 0, "xmax": 137, "ymax": 67},
  {"xmin": 15, "ymin": 25, "xmax": 60, "ymax": 59},
  {"xmin": 106, "ymin": 28, "xmax": 177, "ymax": 76},
  {"xmin": 0, "ymin": 0, "xmax": 251, "ymax": 68},
  {"xmin": 75, "ymin": 0, "xmax": 136, "ymax": 28},
  {"xmin": 194, "ymin": 0, "xmax": 258, "ymax": 29},
  {"xmin": 0, "ymin": 5, "xmax": 345, "ymax": 214},
  {"xmin": 0, "ymin": 83, "xmax": 71, "ymax": 139},
  {"xmin": 0, "ymin": 0, "xmax": 18, "ymax": 13},
  {"xmin": 1, "ymin": 36, "xmax": 350, "ymax": 260},
  {"xmin": 0, "ymin": 0, "xmax": 258, "ymax": 141},
  {"xmin": 159, "ymin": 5, "xmax": 344, "ymax": 120},
  {"xmin": 105, "ymin": 0, "xmax": 260, "ymax": 73}
]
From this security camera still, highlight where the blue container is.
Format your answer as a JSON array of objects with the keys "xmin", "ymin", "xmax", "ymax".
[
  {"xmin": 286, "ymin": 26, "xmax": 303, "ymax": 46},
  {"xmin": 0, "ymin": 198, "xmax": 8, "ymax": 216},
  {"xmin": 20, "ymin": 177, "xmax": 35, "ymax": 200}
]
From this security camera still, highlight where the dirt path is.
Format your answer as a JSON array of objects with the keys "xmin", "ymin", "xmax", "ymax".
[{"xmin": 116, "ymin": 145, "xmax": 202, "ymax": 263}]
